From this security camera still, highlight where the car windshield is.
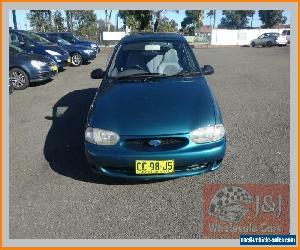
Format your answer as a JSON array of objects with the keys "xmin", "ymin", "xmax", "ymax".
[
  {"xmin": 60, "ymin": 33, "xmax": 78, "ymax": 42},
  {"xmin": 58, "ymin": 38, "xmax": 71, "ymax": 45},
  {"xmin": 107, "ymin": 40, "xmax": 200, "ymax": 79},
  {"xmin": 9, "ymin": 44, "xmax": 24, "ymax": 53},
  {"xmin": 21, "ymin": 31, "xmax": 52, "ymax": 45}
]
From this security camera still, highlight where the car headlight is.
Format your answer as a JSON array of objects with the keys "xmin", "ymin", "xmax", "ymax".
[
  {"xmin": 91, "ymin": 44, "xmax": 97, "ymax": 48},
  {"xmin": 46, "ymin": 50, "xmax": 61, "ymax": 56},
  {"xmin": 31, "ymin": 60, "xmax": 47, "ymax": 69},
  {"xmin": 84, "ymin": 49, "xmax": 93, "ymax": 54},
  {"xmin": 189, "ymin": 124, "xmax": 225, "ymax": 144},
  {"xmin": 85, "ymin": 127, "xmax": 120, "ymax": 145}
]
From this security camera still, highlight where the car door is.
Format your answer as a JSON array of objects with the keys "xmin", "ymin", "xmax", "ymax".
[{"xmin": 261, "ymin": 33, "xmax": 271, "ymax": 45}]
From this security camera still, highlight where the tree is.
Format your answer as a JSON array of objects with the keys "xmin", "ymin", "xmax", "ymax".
[
  {"xmin": 181, "ymin": 10, "xmax": 204, "ymax": 35},
  {"xmin": 65, "ymin": 10, "xmax": 76, "ymax": 32},
  {"xmin": 218, "ymin": 10, "xmax": 255, "ymax": 29},
  {"xmin": 73, "ymin": 11, "xmax": 98, "ymax": 41},
  {"xmin": 153, "ymin": 10, "xmax": 179, "ymax": 32},
  {"xmin": 105, "ymin": 10, "xmax": 113, "ymax": 31},
  {"xmin": 156, "ymin": 17, "xmax": 178, "ymax": 32},
  {"xmin": 27, "ymin": 10, "xmax": 52, "ymax": 32},
  {"xmin": 12, "ymin": 10, "xmax": 17, "ymax": 29},
  {"xmin": 249, "ymin": 10, "xmax": 255, "ymax": 28},
  {"xmin": 258, "ymin": 10, "xmax": 287, "ymax": 28},
  {"xmin": 119, "ymin": 10, "xmax": 152, "ymax": 31},
  {"xmin": 53, "ymin": 11, "xmax": 65, "ymax": 32},
  {"xmin": 207, "ymin": 10, "xmax": 216, "ymax": 29}
]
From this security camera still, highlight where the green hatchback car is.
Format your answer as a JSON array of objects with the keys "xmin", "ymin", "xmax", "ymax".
[{"xmin": 85, "ymin": 33, "xmax": 226, "ymax": 179}]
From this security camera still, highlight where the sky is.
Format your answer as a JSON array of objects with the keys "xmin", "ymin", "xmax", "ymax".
[{"xmin": 9, "ymin": 10, "xmax": 291, "ymax": 30}]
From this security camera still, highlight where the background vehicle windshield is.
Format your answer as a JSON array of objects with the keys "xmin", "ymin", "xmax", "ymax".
[
  {"xmin": 9, "ymin": 44, "xmax": 25, "ymax": 53},
  {"xmin": 58, "ymin": 38, "xmax": 71, "ymax": 46},
  {"xmin": 108, "ymin": 40, "xmax": 199, "ymax": 78},
  {"xmin": 21, "ymin": 31, "xmax": 52, "ymax": 45},
  {"xmin": 60, "ymin": 33, "xmax": 77, "ymax": 42}
]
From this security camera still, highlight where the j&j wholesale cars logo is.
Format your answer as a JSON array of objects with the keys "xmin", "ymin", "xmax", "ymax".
[{"xmin": 203, "ymin": 184, "xmax": 289, "ymax": 239}]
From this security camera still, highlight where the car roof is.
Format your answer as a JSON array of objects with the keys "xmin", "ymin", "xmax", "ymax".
[
  {"xmin": 10, "ymin": 29, "xmax": 30, "ymax": 34},
  {"xmin": 120, "ymin": 32, "xmax": 186, "ymax": 44},
  {"xmin": 44, "ymin": 32, "xmax": 71, "ymax": 34}
]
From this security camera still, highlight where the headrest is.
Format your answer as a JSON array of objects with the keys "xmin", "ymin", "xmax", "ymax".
[{"xmin": 163, "ymin": 49, "xmax": 179, "ymax": 63}]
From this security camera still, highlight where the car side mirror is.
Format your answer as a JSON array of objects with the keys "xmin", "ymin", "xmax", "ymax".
[
  {"xmin": 91, "ymin": 69, "xmax": 105, "ymax": 79},
  {"xmin": 201, "ymin": 65, "xmax": 214, "ymax": 75}
]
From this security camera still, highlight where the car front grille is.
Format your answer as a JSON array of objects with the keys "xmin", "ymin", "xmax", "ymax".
[
  {"xmin": 123, "ymin": 137, "xmax": 189, "ymax": 151},
  {"xmin": 100, "ymin": 162, "xmax": 210, "ymax": 175}
]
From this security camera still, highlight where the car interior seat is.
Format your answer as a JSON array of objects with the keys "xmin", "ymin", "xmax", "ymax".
[
  {"xmin": 147, "ymin": 55, "xmax": 163, "ymax": 73},
  {"xmin": 157, "ymin": 49, "xmax": 183, "ymax": 76}
]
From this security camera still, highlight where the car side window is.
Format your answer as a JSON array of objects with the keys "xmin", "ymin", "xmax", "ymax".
[{"xmin": 9, "ymin": 33, "xmax": 20, "ymax": 45}]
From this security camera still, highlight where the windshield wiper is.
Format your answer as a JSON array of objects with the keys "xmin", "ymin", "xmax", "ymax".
[
  {"xmin": 110, "ymin": 73, "xmax": 167, "ymax": 81},
  {"xmin": 171, "ymin": 71, "xmax": 202, "ymax": 77}
]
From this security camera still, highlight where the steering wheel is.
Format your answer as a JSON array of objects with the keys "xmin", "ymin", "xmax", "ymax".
[{"xmin": 123, "ymin": 65, "xmax": 144, "ymax": 71}]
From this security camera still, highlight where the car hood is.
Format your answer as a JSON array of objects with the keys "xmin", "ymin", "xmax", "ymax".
[
  {"xmin": 11, "ymin": 51, "xmax": 52, "ymax": 63},
  {"xmin": 75, "ymin": 40, "xmax": 93, "ymax": 46},
  {"xmin": 88, "ymin": 76, "xmax": 216, "ymax": 136},
  {"xmin": 63, "ymin": 44, "xmax": 92, "ymax": 51},
  {"xmin": 43, "ymin": 44, "xmax": 69, "ymax": 55}
]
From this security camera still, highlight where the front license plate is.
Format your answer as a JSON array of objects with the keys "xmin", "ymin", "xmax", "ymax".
[
  {"xmin": 51, "ymin": 65, "xmax": 58, "ymax": 72},
  {"xmin": 67, "ymin": 57, "xmax": 71, "ymax": 63},
  {"xmin": 135, "ymin": 160, "xmax": 174, "ymax": 175}
]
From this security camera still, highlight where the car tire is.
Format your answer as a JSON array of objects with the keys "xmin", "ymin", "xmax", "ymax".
[
  {"xmin": 71, "ymin": 53, "xmax": 83, "ymax": 67},
  {"xmin": 9, "ymin": 68, "xmax": 29, "ymax": 90},
  {"xmin": 251, "ymin": 42, "xmax": 256, "ymax": 47},
  {"xmin": 267, "ymin": 41, "xmax": 272, "ymax": 47}
]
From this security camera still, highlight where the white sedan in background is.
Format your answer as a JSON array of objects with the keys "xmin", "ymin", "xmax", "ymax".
[{"xmin": 250, "ymin": 33, "xmax": 288, "ymax": 47}]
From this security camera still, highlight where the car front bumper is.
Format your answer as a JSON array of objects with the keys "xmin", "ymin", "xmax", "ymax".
[
  {"xmin": 82, "ymin": 52, "xmax": 96, "ymax": 62},
  {"xmin": 85, "ymin": 137, "xmax": 226, "ymax": 179},
  {"xmin": 54, "ymin": 55, "xmax": 71, "ymax": 69},
  {"xmin": 30, "ymin": 66, "xmax": 57, "ymax": 82}
]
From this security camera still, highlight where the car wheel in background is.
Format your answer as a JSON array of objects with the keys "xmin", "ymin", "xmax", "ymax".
[
  {"xmin": 267, "ymin": 41, "xmax": 272, "ymax": 47},
  {"xmin": 9, "ymin": 68, "xmax": 29, "ymax": 90},
  {"xmin": 251, "ymin": 42, "xmax": 256, "ymax": 47},
  {"xmin": 71, "ymin": 53, "xmax": 83, "ymax": 66}
]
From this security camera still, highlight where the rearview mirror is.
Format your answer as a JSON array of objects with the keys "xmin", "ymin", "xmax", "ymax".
[
  {"xmin": 91, "ymin": 69, "xmax": 105, "ymax": 79},
  {"xmin": 201, "ymin": 65, "xmax": 214, "ymax": 75}
]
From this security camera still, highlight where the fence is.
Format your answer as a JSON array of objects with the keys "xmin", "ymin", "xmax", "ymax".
[
  {"xmin": 184, "ymin": 34, "xmax": 211, "ymax": 44},
  {"xmin": 211, "ymin": 28, "xmax": 287, "ymax": 46}
]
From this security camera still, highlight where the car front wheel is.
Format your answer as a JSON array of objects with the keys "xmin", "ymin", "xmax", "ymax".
[
  {"xmin": 9, "ymin": 68, "xmax": 29, "ymax": 90},
  {"xmin": 267, "ymin": 41, "xmax": 272, "ymax": 47},
  {"xmin": 71, "ymin": 53, "xmax": 83, "ymax": 66},
  {"xmin": 251, "ymin": 42, "xmax": 256, "ymax": 47}
]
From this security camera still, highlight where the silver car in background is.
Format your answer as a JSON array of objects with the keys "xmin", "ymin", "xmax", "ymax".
[{"xmin": 250, "ymin": 32, "xmax": 288, "ymax": 47}]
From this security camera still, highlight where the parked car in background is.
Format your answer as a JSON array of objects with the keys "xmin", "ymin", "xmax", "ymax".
[
  {"xmin": 281, "ymin": 29, "xmax": 290, "ymax": 44},
  {"xmin": 250, "ymin": 32, "xmax": 287, "ymax": 47},
  {"xmin": 9, "ymin": 44, "xmax": 58, "ymax": 90},
  {"xmin": 9, "ymin": 29, "xmax": 71, "ymax": 70},
  {"xmin": 43, "ymin": 32, "xmax": 100, "ymax": 53},
  {"xmin": 85, "ymin": 33, "xmax": 226, "ymax": 180},
  {"xmin": 38, "ymin": 33, "xmax": 96, "ymax": 66}
]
